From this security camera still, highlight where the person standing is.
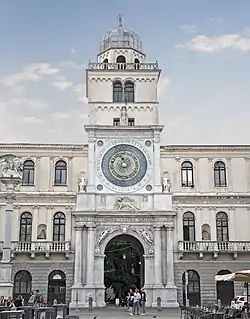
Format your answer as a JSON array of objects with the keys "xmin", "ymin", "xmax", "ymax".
[
  {"xmin": 132, "ymin": 288, "xmax": 141, "ymax": 315},
  {"xmin": 140, "ymin": 287, "xmax": 146, "ymax": 315}
]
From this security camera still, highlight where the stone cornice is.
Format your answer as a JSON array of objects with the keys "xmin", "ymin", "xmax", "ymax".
[
  {"xmin": 0, "ymin": 143, "xmax": 88, "ymax": 150},
  {"xmin": 161, "ymin": 145, "xmax": 250, "ymax": 153},
  {"xmin": 0, "ymin": 143, "xmax": 250, "ymax": 153}
]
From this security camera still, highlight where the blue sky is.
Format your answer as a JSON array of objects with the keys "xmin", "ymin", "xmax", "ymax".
[{"xmin": 0, "ymin": 0, "xmax": 250, "ymax": 144}]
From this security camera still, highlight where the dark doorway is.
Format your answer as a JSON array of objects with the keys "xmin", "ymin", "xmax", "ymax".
[
  {"xmin": 104, "ymin": 234, "xmax": 144, "ymax": 303},
  {"xmin": 47, "ymin": 270, "xmax": 66, "ymax": 305},
  {"xmin": 182, "ymin": 270, "xmax": 201, "ymax": 306},
  {"xmin": 13, "ymin": 270, "xmax": 32, "ymax": 305},
  {"xmin": 216, "ymin": 269, "xmax": 234, "ymax": 305}
]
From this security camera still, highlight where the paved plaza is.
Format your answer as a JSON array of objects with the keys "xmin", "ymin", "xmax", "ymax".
[{"xmin": 70, "ymin": 307, "xmax": 181, "ymax": 319}]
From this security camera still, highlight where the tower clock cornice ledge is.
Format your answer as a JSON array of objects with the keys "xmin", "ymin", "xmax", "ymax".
[{"xmin": 84, "ymin": 125, "xmax": 164, "ymax": 132}]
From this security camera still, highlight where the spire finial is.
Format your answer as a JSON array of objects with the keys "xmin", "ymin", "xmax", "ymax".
[{"xmin": 117, "ymin": 13, "xmax": 123, "ymax": 28}]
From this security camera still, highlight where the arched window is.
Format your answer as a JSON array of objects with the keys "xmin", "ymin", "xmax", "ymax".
[
  {"xmin": 19, "ymin": 212, "xmax": 32, "ymax": 242},
  {"xmin": 113, "ymin": 81, "xmax": 123, "ymax": 102},
  {"xmin": 216, "ymin": 212, "xmax": 229, "ymax": 242},
  {"xmin": 54, "ymin": 160, "xmax": 67, "ymax": 186},
  {"xmin": 182, "ymin": 270, "xmax": 201, "ymax": 306},
  {"xmin": 134, "ymin": 58, "xmax": 140, "ymax": 70},
  {"xmin": 214, "ymin": 161, "xmax": 227, "ymax": 187},
  {"xmin": 216, "ymin": 269, "xmax": 234, "ymax": 305},
  {"xmin": 14, "ymin": 270, "xmax": 32, "ymax": 304},
  {"xmin": 22, "ymin": 160, "xmax": 35, "ymax": 186},
  {"xmin": 183, "ymin": 212, "xmax": 195, "ymax": 241},
  {"xmin": 124, "ymin": 81, "xmax": 135, "ymax": 103},
  {"xmin": 181, "ymin": 161, "xmax": 194, "ymax": 187},
  {"xmin": 53, "ymin": 212, "xmax": 65, "ymax": 242},
  {"xmin": 116, "ymin": 55, "xmax": 126, "ymax": 70},
  {"xmin": 103, "ymin": 58, "xmax": 108, "ymax": 70}
]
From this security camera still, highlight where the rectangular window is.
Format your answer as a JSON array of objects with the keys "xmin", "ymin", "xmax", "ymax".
[
  {"xmin": 128, "ymin": 118, "xmax": 135, "ymax": 126},
  {"xmin": 113, "ymin": 118, "xmax": 120, "ymax": 126}
]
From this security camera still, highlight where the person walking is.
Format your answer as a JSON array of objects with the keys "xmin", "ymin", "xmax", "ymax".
[{"xmin": 140, "ymin": 287, "xmax": 146, "ymax": 315}]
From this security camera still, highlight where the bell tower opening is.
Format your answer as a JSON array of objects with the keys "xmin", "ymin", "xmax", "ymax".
[{"xmin": 104, "ymin": 234, "xmax": 145, "ymax": 303}]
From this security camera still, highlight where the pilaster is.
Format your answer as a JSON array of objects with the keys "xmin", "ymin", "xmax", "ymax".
[
  {"xmin": 48, "ymin": 156, "xmax": 54, "ymax": 191},
  {"xmin": 68, "ymin": 157, "xmax": 73, "ymax": 191},
  {"xmin": 153, "ymin": 133, "xmax": 162, "ymax": 192},
  {"xmin": 31, "ymin": 205, "xmax": 39, "ymax": 241},
  {"xmin": 35, "ymin": 156, "xmax": 41, "ymax": 191},
  {"xmin": 46, "ymin": 206, "xmax": 54, "ymax": 241}
]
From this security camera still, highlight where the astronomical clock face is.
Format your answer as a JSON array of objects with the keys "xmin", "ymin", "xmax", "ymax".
[{"xmin": 97, "ymin": 140, "xmax": 153, "ymax": 193}]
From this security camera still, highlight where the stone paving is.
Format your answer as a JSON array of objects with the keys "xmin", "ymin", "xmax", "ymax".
[{"xmin": 70, "ymin": 307, "xmax": 181, "ymax": 319}]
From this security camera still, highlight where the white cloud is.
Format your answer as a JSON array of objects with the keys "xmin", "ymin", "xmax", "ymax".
[
  {"xmin": 74, "ymin": 84, "xmax": 88, "ymax": 103},
  {"xmin": 52, "ymin": 80, "xmax": 73, "ymax": 90},
  {"xmin": 186, "ymin": 33, "xmax": 250, "ymax": 53},
  {"xmin": 8, "ymin": 97, "xmax": 48, "ymax": 110},
  {"xmin": 180, "ymin": 24, "xmax": 197, "ymax": 34},
  {"xmin": 21, "ymin": 116, "xmax": 44, "ymax": 124},
  {"xmin": 58, "ymin": 61, "xmax": 85, "ymax": 69},
  {"xmin": 1, "ymin": 63, "xmax": 60, "ymax": 87}
]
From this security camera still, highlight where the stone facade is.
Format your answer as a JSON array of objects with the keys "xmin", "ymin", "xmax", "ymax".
[{"xmin": 0, "ymin": 18, "xmax": 249, "ymax": 308}]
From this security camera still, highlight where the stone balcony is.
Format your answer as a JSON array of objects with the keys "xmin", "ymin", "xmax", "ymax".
[
  {"xmin": 88, "ymin": 62, "xmax": 159, "ymax": 71},
  {"xmin": 0, "ymin": 241, "xmax": 71, "ymax": 259},
  {"xmin": 178, "ymin": 240, "xmax": 250, "ymax": 259}
]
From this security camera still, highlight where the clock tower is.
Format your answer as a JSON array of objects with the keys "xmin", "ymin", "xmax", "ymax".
[{"xmin": 71, "ymin": 16, "xmax": 178, "ymax": 309}]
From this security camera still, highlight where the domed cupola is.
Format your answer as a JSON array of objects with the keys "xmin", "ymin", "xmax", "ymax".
[{"xmin": 100, "ymin": 15, "xmax": 143, "ymax": 54}]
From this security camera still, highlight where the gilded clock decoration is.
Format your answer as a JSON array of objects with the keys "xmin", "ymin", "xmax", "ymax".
[
  {"xmin": 97, "ymin": 140, "xmax": 153, "ymax": 192},
  {"xmin": 101, "ymin": 144, "xmax": 147, "ymax": 187}
]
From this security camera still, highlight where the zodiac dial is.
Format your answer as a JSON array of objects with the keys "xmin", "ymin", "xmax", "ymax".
[{"xmin": 100, "ymin": 143, "xmax": 150, "ymax": 191}]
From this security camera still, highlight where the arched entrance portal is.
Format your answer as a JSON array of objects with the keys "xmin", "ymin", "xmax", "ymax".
[
  {"xmin": 216, "ymin": 269, "xmax": 234, "ymax": 305},
  {"xmin": 104, "ymin": 234, "xmax": 144, "ymax": 303},
  {"xmin": 47, "ymin": 270, "xmax": 66, "ymax": 306}
]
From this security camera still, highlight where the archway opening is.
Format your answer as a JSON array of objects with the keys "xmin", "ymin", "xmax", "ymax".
[
  {"xmin": 216, "ymin": 269, "xmax": 234, "ymax": 305},
  {"xmin": 13, "ymin": 270, "xmax": 32, "ymax": 305},
  {"xmin": 47, "ymin": 270, "xmax": 66, "ymax": 306},
  {"xmin": 182, "ymin": 270, "xmax": 201, "ymax": 306},
  {"xmin": 104, "ymin": 234, "xmax": 144, "ymax": 304}
]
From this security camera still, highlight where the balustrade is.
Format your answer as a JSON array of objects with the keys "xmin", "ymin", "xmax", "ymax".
[
  {"xmin": 10, "ymin": 241, "xmax": 71, "ymax": 253},
  {"xmin": 88, "ymin": 62, "xmax": 159, "ymax": 71},
  {"xmin": 178, "ymin": 240, "xmax": 250, "ymax": 253}
]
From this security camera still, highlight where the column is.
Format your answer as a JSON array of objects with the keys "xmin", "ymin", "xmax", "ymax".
[
  {"xmin": 67, "ymin": 157, "xmax": 73, "ymax": 191},
  {"xmin": 154, "ymin": 226, "xmax": 162, "ymax": 286},
  {"xmin": 245, "ymin": 158, "xmax": 250, "ymax": 191},
  {"xmin": 72, "ymin": 226, "xmax": 83, "ymax": 287},
  {"xmin": 13, "ymin": 205, "xmax": 20, "ymax": 241},
  {"xmin": 153, "ymin": 133, "xmax": 162, "ymax": 192},
  {"xmin": 85, "ymin": 225, "xmax": 96, "ymax": 286},
  {"xmin": 166, "ymin": 225, "xmax": 175, "ymax": 286},
  {"xmin": 87, "ymin": 137, "xmax": 95, "ymax": 192},
  {"xmin": 31, "ymin": 206, "xmax": 39, "ymax": 242},
  {"xmin": 228, "ymin": 207, "xmax": 235, "ymax": 241},
  {"xmin": 2, "ymin": 193, "xmax": 15, "ymax": 263},
  {"xmin": 35, "ymin": 156, "xmax": 41, "ymax": 191},
  {"xmin": 195, "ymin": 207, "xmax": 202, "ymax": 241},
  {"xmin": 226, "ymin": 157, "xmax": 232, "ymax": 191},
  {"xmin": 194, "ymin": 157, "xmax": 200, "ymax": 191},
  {"xmin": 48, "ymin": 156, "xmax": 54, "ymax": 191},
  {"xmin": 46, "ymin": 206, "xmax": 54, "ymax": 241},
  {"xmin": 208, "ymin": 157, "xmax": 214, "ymax": 190},
  {"xmin": 175, "ymin": 157, "xmax": 180, "ymax": 192},
  {"xmin": 65, "ymin": 206, "xmax": 72, "ymax": 242}
]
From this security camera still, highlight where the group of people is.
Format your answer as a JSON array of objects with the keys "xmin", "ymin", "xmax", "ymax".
[
  {"xmin": 127, "ymin": 287, "xmax": 146, "ymax": 316},
  {"xmin": 0, "ymin": 290, "xmax": 44, "ymax": 308}
]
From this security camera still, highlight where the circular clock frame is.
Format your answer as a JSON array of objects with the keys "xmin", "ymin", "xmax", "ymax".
[{"xmin": 96, "ymin": 140, "xmax": 153, "ymax": 193}]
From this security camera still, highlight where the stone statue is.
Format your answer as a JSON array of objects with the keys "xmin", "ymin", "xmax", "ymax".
[
  {"xmin": 140, "ymin": 228, "xmax": 154, "ymax": 244},
  {"xmin": 162, "ymin": 171, "xmax": 171, "ymax": 193},
  {"xmin": 78, "ymin": 171, "xmax": 87, "ymax": 192},
  {"xmin": 37, "ymin": 228, "xmax": 46, "ymax": 240},
  {"xmin": 120, "ymin": 106, "xmax": 128, "ymax": 125},
  {"xmin": 114, "ymin": 197, "xmax": 140, "ymax": 211},
  {"xmin": 96, "ymin": 228, "xmax": 111, "ymax": 246},
  {"xmin": 0, "ymin": 155, "xmax": 23, "ymax": 179}
]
